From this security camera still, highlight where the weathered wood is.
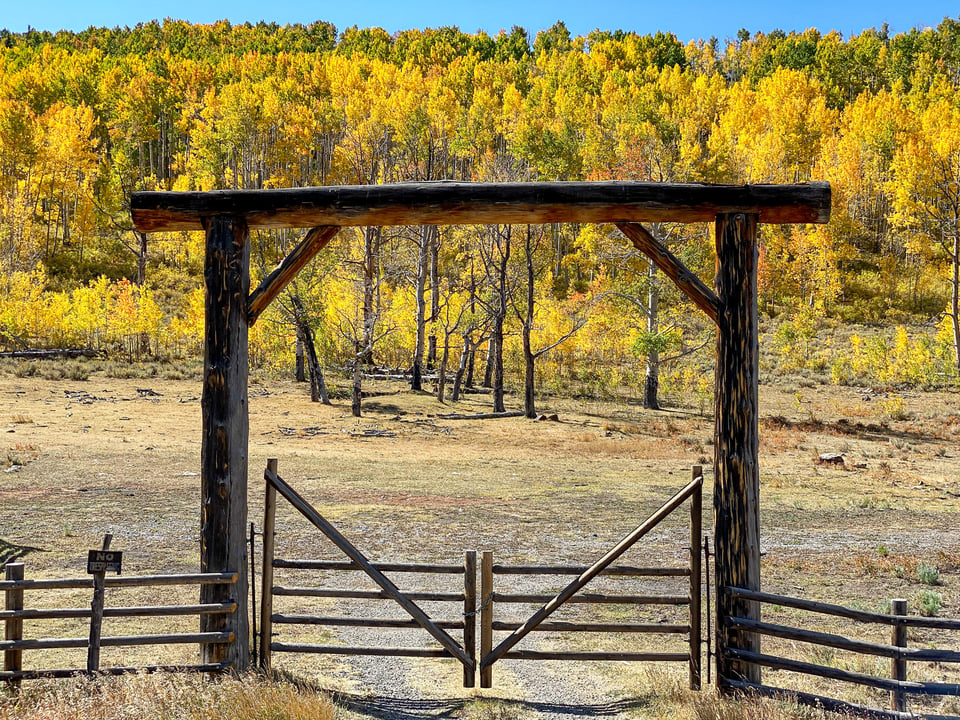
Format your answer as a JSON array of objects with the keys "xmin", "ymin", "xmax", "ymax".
[
  {"xmin": 463, "ymin": 550, "xmax": 477, "ymax": 688},
  {"xmin": 503, "ymin": 650, "xmax": 689, "ymax": 662},
  {"xmin": 273, "ymin": 559, "xmax": 465, "ymax": 574},
  {"xmin": 264, "ymin": 467, "xmax": 473, "ymax": 669},
  {"xmin": 247, "ymin": 226, "xmax": 339, "ymax": 324},
  {"xmin": 728, "ymin": 648, "xmax": 960, "ymax": 697},
  {"xmin": 272, "ymin": 643, "xmax": 450, "ymax": 657},
  {"xmin": 131, "ymin": 181, "xmax": 832, "ymax": 232},
  {"xmin": 713, "ymin": 213, "xmax": 761, "ymax": 686},
  {"xmin": 200, "ymin": 214, "xmax": 251, "ymax": 670},
  {"xmin": 728, "ymin": 616, "xmax": 960, "ymax": 662},
  {"xmin": 0, "ymin": 573, "xmax": 237, "ymax": 591},
  {"xmin": 480, "ymin": 550, "xmax": 493, "ymax": 689},
  {"xmin": 689, "ymin": 465, "xmax": 703, "ymax": 691},
  {"xmin": 3, "ymin": 563, "xmax": 23, "ymax": 689},
  {"xmin": 617, "ymin": 223, "xmax": 719, "ymax": 324},
  {"xmin": 481, "ymin": 476, "xmax": 702, "ymax": 670},
  {"xmin": 493, "ymin": 593, "xmax": 689, "ymax": 605},
  {"xmin": 0, "ymin": 663, "xmax": 232, "ymax": 681},
  {"xmin": 272, "ymin": 587, "xmax": 463, "ymax": 602},
  {"xmin": 491, "ymin": 621, "xmax": 689, "ymax": 633},
  {"xmin": 491, "ymin": 565, "xmax": 689, "ymax": 576},
  {"xmin": 435, "ymin": 411, "xmax": 524, "ymax": 420},
  {"xmin": 272, "ymin": 614, "xmax": 465, "ymax": 629},
  {"xmin": 891, "ymin": 598, "xmax": 907, "ymax": 712},
  {"xmin": 723, "ymin": 679, "xmax": 916, "ymax": 720},
  {"xmin": 726, "ymin": 586, "xmax": 960, "ymax": 629},
  {"xmin": 260, "ymin": 458, "xmax": 277, "ymax": 672},
  {"xmin": 0, "ymin": 603, "xmax": 236, "ymax": 621},
  {"xmin": 0, "ymin": 349, "xmax": 98, "ymax": 359},
  {"xmin": 1, "ymin": 632, "xmax": 233, "ymax": 651},
  {"xmin": 87, "ymin": 534, "xmax": 111, "ymax": 672}
]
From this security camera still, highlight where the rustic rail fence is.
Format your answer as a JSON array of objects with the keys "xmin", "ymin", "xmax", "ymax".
[
  {"xmin": 723, "ymin": 586, "xmax": 960, "ymax": 719},
  {"xmin": 1, "ymin": 562, "xmax": 238, "ymax": 686}
]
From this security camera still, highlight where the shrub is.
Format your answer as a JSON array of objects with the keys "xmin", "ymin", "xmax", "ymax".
[
  {"xmin": 917, "ymin": 563, "xmax": 940, "ymax": 586},
  {"xmin": 917, "ymin": 589, "xmax": 943, "ymax": 617}
]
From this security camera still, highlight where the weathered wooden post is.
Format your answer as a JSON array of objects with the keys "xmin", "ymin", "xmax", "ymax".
[
  {"xmin": 200, "ymin": 215, "xmax": 251, "ymax": 670},
  {"xmin": 4, "ymin": 562, "xmax": 24, "ymax": 689},
  {"xmin": 713, "ymin": 213, "xmax": 761, "ymax": 687},
  {"xmin": 891, "ymin": 598, "xmax": 908, "ymax": 712}
]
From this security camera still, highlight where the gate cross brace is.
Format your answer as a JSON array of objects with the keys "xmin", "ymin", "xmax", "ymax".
[
  {"xmin": 264, "ymin": 468, "xmax": 473, "ymax": 669},
  {"xmin": 480, "ymin": 475, "xmax": 703, "ymax": 670}
]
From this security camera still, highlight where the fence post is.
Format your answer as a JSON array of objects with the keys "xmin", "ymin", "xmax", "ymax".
[
  {"xmin": 463, "ymin": 550, "xmax": 477, "ymax": 688},
  {"xmin": 480, "ymin": 550, "xmax": 493, "ymax": 689},
  {"xmin": 891, "ymin": 598, "xmax": 907, "ymax": 713},
  {"xmin": 689, "ymin": 466, "xmax": 702, "ymax": 691},
  {"xmin": 87, "ymin": 534, "xmax": 112, "ymax": 672},
  {"xmin": 260, "ymin": 458, "xmax": 277, "ymax": 672},
  {"xmin": 4, "ymin": 562, "xmax": 24, "ymax": 690}
]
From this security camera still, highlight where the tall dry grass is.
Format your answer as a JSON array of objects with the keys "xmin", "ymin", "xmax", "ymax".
[{"xmin": 0, "ymin": 672, "xmax": 334, "ymax": 720}]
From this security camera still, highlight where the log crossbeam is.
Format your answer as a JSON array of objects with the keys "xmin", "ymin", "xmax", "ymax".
[
  {"xmin": 131, "ymin": 181, "xmax": 831, "ymax": 232},
  {"xmin": 247, "ymin": 225, "xmax": 340, "ymax": 324},
  {"xmin": 616, "ymin": 222, "xmax": 719, "ymax": 324}
]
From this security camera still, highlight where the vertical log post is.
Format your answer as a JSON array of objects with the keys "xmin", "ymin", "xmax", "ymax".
[
  {"xmin": 260, "ymin": 458, "xmax": 278, "ymax": 672},
  {"xmin": 891, "ymin": 598, "xmax": 908, "ymax": 712},
  {"xmin": 689, "ymin": 465, "xmax": 702, "ymax": 691},
  {"xmin": 463, "ymin": 550, "xmax": 477, "ymax": 688},
  {"xmin": 713, "ymin": 213, "xmax": 761, "ymax": 687},
  {"xmin": 3, "ymin": 562, "xmax": 24, "ymax": 690},
  {"xmin": 87, "ymin": 533, "xmax": 112, "ymax": 672},
  {"xmin": 201, "ymin": 215, "xmax": 251, "ymax": 670},
  {"xmin": 480, "ymin": 550, "xmax": 494, "ymax": 689}
]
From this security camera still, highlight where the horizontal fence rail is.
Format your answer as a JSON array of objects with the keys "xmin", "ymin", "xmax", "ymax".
[
  {"xmin": 726, "ymin": 586, "xmax": 960, "ymax": 718},
  {"xmin": 2, "ymin": 562, "xmax": 238, "ymax": 686}
]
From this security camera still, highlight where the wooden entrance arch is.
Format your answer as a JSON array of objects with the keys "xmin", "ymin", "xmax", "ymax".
[{"xmin": 131, "ymin": 180, "xmax": 831, "ymax": 683}]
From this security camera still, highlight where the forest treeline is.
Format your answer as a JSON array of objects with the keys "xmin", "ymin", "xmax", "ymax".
[{"xmin": 1, "ymin": 18, "xmax": 959, "ymax": 409}]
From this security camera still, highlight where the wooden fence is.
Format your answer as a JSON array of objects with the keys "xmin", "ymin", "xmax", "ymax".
[
  {"xmin": 723, "ymin": 586, "xmax": 960, "ymax": 719},
  {"xmin": 1, "ymin": 562, "xmax": 238, "ymax": 685}
]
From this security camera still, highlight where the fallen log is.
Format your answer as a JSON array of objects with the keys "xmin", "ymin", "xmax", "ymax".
[
  {"xmin": 435, "ymin": 411, "xmax": 524, "ymax": 420},
  {"xmin": 0, "ymin": 348, "xmax": 98, "ymax": 359}
]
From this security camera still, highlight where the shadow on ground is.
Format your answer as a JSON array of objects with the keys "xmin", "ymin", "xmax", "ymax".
[
  {"xmin": 336, "ymin": 693, "xmax": 648, "ymax": 720},
  {"xmin": 0, "ymin": 537, "xmax": 45, "ymax": 565}
]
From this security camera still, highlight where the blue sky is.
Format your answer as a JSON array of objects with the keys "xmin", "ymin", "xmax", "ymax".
[{"xmin": 4, "ymin": 0, "xmax": 958, "ymax": 44}]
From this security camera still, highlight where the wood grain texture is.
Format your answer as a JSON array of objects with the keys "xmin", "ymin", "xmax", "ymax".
[
  {"xmin": 247, "ymin": 226, "xmax": 339, "ymax": 324},
  {"xmin": 616, "ymin": 223, "xmax": 719, "ymax": 323},
  {"xmin": 713, "ymin": 213, "xmax": 761, "ymax": 686},
  {"xmin": 200, "ymin": 215, "xmax": 250, "ymax": 670},
  {"xmin": 131, "ymin": 181, "xmax": 831, "ymax": 232}
]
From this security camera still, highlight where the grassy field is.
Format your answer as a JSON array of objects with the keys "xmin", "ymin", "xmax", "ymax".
[{"xmin": 1, "ymin": 360, "xmax": 958, "ymax": 718}]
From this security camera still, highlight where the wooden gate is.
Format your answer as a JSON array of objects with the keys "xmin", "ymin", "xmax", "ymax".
[
  {"xmin": 478, "ymin": 468, "xmax": 703, "ymax": 689},
  {"xmin": 258, "ymin": 459, "xmax": 476, "ymax": 684},
  {"xmin": 258, "ymin": 459, "xmax": 703, "ymax": 690}
]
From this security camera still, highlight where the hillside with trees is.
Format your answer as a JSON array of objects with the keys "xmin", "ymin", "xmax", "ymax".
[{"xmin": 1, "ymin": 17, "xmax": 959, "ymax": 408}]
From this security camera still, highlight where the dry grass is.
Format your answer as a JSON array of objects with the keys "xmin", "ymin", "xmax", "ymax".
[
  {"xmin": 0, "ymin": 366, "xmax": 958, "ymax": 717},
  {"xmin": 0, "ymin": 672, "xmax": 335, "ymax": 720}
]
